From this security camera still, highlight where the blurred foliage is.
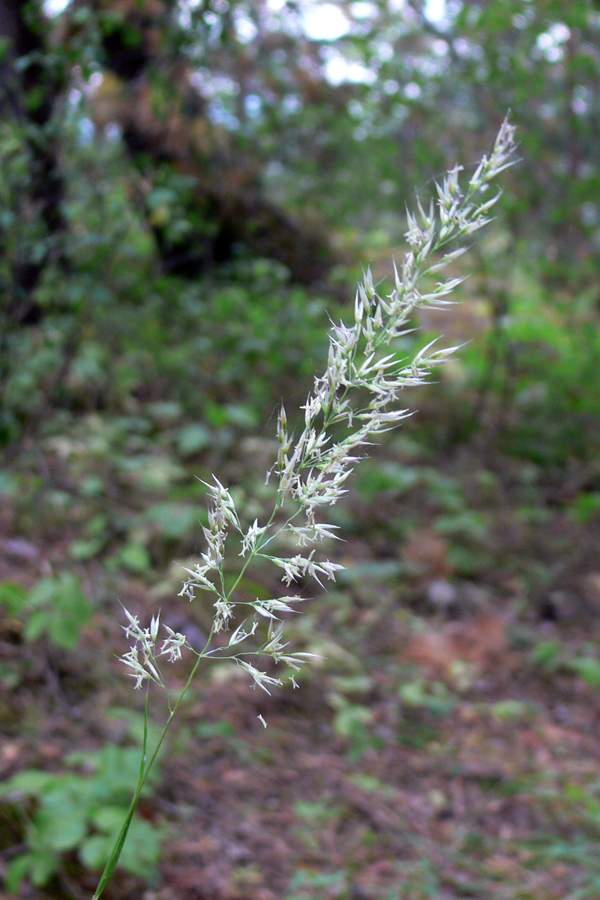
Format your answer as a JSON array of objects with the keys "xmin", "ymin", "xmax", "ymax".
[
  {"xmin": 0, "ymin": 0, "xmax": 598, "ymax": 462},
  {"xmin": 0, "ymin": 0, "xmax": 598, "ymax": 463},
  {"xmin": 2, "ymin": 3, "xmax": 600, "ymax": 895},
  {"xmin": 22, "ymin": 573, "xmax": 91, "ymax": 649},
  {"xmin": 0, "ymin": 734, "xmax": 164, "ymax": 892}
]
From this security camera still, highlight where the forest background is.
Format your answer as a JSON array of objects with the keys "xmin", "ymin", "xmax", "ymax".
[{"xmin": 2, "ymin": 1, "xmax": 600, "ymax": 899}]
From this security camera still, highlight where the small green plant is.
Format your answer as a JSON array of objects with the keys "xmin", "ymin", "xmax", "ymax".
[
  {"xmin": 568, "ymin": 655, "xmax": 600, "ymax": 687},
  {"xmin": 0, "ymin": 573, "xmax": 92, "ymax": 650},
  {"xmin": 83, "ymin": 120, "xmax": 517, "ymax": 898},
  {"xmin": 0, "ymin": 741, "xmax": 164, "ymax": 892},
  {"xmin": 25, "ymin": 573, "xmax": 92, "ymax": 649}
]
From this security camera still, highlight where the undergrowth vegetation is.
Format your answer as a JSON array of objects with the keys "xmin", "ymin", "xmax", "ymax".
[
  {"xmin": 3, "ymin": 3, "xmax": 600, "ymax": 898},
  {"xmin": 4, "ymin": 119, "xmax": 600, "ymax": 896}
]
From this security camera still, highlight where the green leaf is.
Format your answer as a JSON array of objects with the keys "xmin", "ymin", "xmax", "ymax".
[
  {"xmin": 91, "ymin": 805, "xmax": 130, "ymax": 833},
  {"xmin": 222, "ymin": 403, "xmax": 259, "ymax": 429},
  {"xmin": 0, "ymin": 769, "xmax": 57, "ymax": 797},
  {"xmin": 195, "ymin": 721, "xmax": 237, "ymax": 738},
  {"xmin": 332, "ymin": 703, "xmax": 372, "ymax": 738},
  {"xmin": 399, "ymin": 679, "xmax": 456, "ymax": 716},
  {"xmin": 146, "ymin": 401, "xmax": 182, "ymax": 424},
  {"xmin": 348, "ymin": 774, "xmax": 398, "ymax": 797},
  {"xmin": 143, "ymin": 502, "xmax": 198, "ymax": 539},
  {"xmin": 434, "ymin": 511, "xmax": 487, "ymax": 539},
  {"xmin": 117, "ymin": 818, "xmax": 162, "ymax": 876},
  {"xmin": 569, "ymin": 492, "xmax": 600, "ymax": 524},
  {"xmin": 86, "ymin": 744, "xmax": 160, "ymax": 799},
  {"xmin": 80, "ymin": 834, "xmax": 112, "ymax": 869},
  {"xmin": 106, "ymin": 707, "xmax": 162, "ymax": 749},
  {"xmin": 0, "ymin": 580, "xmax": 27, "ymax": 615},
  {"xmin": 80, "ymin": 475, "xmax": 105, "ymax": 497},
  {"xmin": 355, "ymin": 462, "xmax": 420, "ymax": 500},
  {"xmin": 119, "ymin": 543, "xmax": 151, "ymax": 573},
  {"xmin": 422, "ymin": 469, "xmax": 465, "ymax": 511},
  {"xmin": 531, "ymin": 640, "xmax": 561, "ymax": 668},
  {"xmin": 48, "ymin": 616, "xmax": 83, "ymax": 649},
  {"xmin": 36, "ymin": 799, "xmax": 87, "ymax": 851},
  {"xmin": 22, "ymin": 574, "xmax": 92, "ymax": 649},
  {"xmin": 30, "ymin": 848, "xmax": 60, "ymax": 886},
  {"xmin": 23, "ymin": 609, "xmax": 51, "ymax": 643},
  {"xmin": 177, "ymin": 423, "xmax": 211, "ymax": 455},
  {"xmin": 69, "ymin": 537, "xmax": 105, "ymax": 560},
  {"xmin": 5, "ymin": 853, "xmax": 36, "ymax": 893},
  {"xmin": 27, "ymin": 578, "xmax": 58, "ymax": 608},
  {"xmin": 570, "ymin": 657, "xmax": 600, "ymax": 687}
]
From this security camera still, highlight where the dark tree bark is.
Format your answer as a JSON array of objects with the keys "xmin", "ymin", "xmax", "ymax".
[
  {"xmin": 0, "ymin": 0, "xmax": 66, "ymax": 324},
  {"xmin": 85, "ymin": 0, "xmax": 335, "ymax": 286}
]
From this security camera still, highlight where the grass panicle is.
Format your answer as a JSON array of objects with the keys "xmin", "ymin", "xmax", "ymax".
[{"xmin": 94, "ymin": 118, "xmax": 517, "ymax": 898}]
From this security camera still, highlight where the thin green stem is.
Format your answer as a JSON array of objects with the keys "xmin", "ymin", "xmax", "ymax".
[{"xmin": 92, "ymin": 623, "xmax": 216, "ymax": 899}]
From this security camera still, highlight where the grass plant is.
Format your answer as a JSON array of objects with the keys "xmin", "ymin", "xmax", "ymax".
[{"xmin": 92, "ymin": 119, "xmax": 517, "ymax": 898}]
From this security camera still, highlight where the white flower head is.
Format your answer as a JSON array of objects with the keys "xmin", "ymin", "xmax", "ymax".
[
  {"xmin": 160, "ymin": 626, "xmax": 189, "ymax": 663},
  {"xmin": 121, "ymin": 121, "xmax": 517, "ymax": 700},
  {"xmin": 237, "ymin": 659, "xmax": 283, "ymax": 695},
  {"xmin": 240, "ymin": 519, "xmax": 268, "ymax": 557}
]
